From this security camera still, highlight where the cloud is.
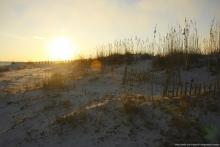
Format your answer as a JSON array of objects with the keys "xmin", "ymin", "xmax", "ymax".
[
  {"xmin": 1, "ymin": 0, "xmax": 219, "ymax": 36},
  {"xmin": 0, "ymin": 32, "xmax": 26, "ymax": 40},
  {"xmin": 33, "ymin": 36, "xmax": 46, "ymax": 40},
  {"xmin": 0, "ymin": 0, "xmax": 220, "ymax": 61}
]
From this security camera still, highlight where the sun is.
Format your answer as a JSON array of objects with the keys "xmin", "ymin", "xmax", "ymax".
[{"xmin": 48, "ymin": 37, "xmax": 75, "ymax": 61}]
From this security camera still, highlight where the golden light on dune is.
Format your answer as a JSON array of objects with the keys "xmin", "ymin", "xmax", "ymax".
[
  {"xmin": 48, "ymin": 37, "xmax": 76, "ymax": 61},
  {"xmin": 91, "ymin": 60, "xmax": 102, "ymax": 72}
]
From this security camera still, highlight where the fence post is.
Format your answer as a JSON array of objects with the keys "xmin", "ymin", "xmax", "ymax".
[
  {"xmin": 151, "ymin": 83, "xmax": 154, "ymax": 104},
  {"xmin": 189, "ymin": 81, "xmax": 193, "ymax": 96},
  {"xmin": 203, "ymin": 83, "xmax": 206, "ymax": 95},
  {"xmin": 208, "ymin": 83, "xmax": 212, "ymax": 96},
  {"xmin": 184, "ymin": 82, "xmax": 188, "ymax": 96},
  {"xmin": 198, "ymin": 84, "xmax": 202, "ymax": 96},
  {"xmin": 176, "ymin": 86, "xmax": 179, "ymax": 97},
  {"xmin": 213, "ymin": 83, "xmax": 217, "ymax": 96},
  {"xmin": 171, "ymin": 84, "xmax": 175, "ymax": 97},
  {"xmin": 122, "ymin": 65, "xmax": 127, "ymax": 85},
  {"xmin": 180, "ymin": 84, "xmax": 183, "ymax": 96},
  {"xmin": 163, "ymin": 70, "xmax": 171, "ymax": 97},
  {"xmin": 194, "ymin": 84, "xmax": 197, "ymax": 96}
]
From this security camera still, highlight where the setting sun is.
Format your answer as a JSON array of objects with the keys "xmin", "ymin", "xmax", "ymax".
[
  {"xmin": 48, "ymin": 37, "xmax": 75, "ymax": 61},
  {"xmin": 1, "ymin": 1, "xmax": 220, "ymax": 146}
]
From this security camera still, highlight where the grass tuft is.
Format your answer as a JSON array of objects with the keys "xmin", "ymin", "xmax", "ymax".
[{"xmin": 42, "ymin": 73, "xmax": 67, "ymax": 90}]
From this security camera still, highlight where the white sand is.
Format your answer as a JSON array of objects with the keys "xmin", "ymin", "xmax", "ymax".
[{"xmin": 0, "ymin": 60, "xmax": 219, "ymax": 147}]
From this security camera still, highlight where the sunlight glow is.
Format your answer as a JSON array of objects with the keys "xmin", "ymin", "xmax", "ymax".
[{"xmin": 48, "ymin": 37, "xmax": 76, "ymax": 61}]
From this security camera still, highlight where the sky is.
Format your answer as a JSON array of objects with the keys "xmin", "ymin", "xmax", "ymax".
[{"xmin": 0, "ymin": 0, "xmax": 220, "ymax": 61}]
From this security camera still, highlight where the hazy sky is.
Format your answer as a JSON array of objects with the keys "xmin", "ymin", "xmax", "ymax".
[{"xmin": 0, "ymin": 0, "xmax": 220, "ymax": 61}]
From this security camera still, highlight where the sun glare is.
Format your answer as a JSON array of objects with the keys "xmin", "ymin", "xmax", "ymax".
[{"xmin": 48, "ymin": 37, "xmax": 76, "ymax": 61}]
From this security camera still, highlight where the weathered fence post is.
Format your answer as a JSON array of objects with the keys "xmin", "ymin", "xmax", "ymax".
[
  {"xmin": 163, "ymin": 70, "xmax": 171, "ymax": 97},
  {"xmin": 180, "ymin": 84, "xmax": 183, "ymax": 96},
  {"xmin": 176, "ymin": 86, "xmax": 179, "ymax": 97},
  {"xmin": 172, "ymin": 84, "xmax": 175, "ymax": 97},
  {"xmin": 203, "ymin": 83, "xmax": 206, "ymax": 95},
  {"xmin": 151, "ymin": 82, "xmax": 154, "ymax": 105},
  {"xmin": 213, "ymin": 83, "xmax": 217, "ymax": 96},
  {"xmin": 189, "ymin": 80, "xmax": 194, "ymax": 96},
  {"xmin": 198, "ymin": 84, "xmax": 202, "ymax": 96},
  {"xmin": 208, "ymin": 83, "xmax": 212, "ymax": 96},
  {"xmin": 194, "ymin": 84, "xmax": 197, "ymax": 96},
  {"xmin": 184, "ymin": 82, "xmax": 188, "ymax": 96},
  {"xmin": 122, "ymin": 65, "xmax": 127, "ymax": 85}
]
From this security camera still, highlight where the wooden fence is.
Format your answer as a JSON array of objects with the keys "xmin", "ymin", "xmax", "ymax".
[
  {"xmin": 122, "ymin": 66, "xmax": 220, "ymax": 97},
  {"xmin": 123, "ymin": 70, "xmax": 152, "ymax": 83},
  {"xmin": 122, "ymin": 66, "xmax": 162, "ymax": 84},
  {"xmin": 164, "ymin": 81, "xmax": 220, "ymax": 97}
]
